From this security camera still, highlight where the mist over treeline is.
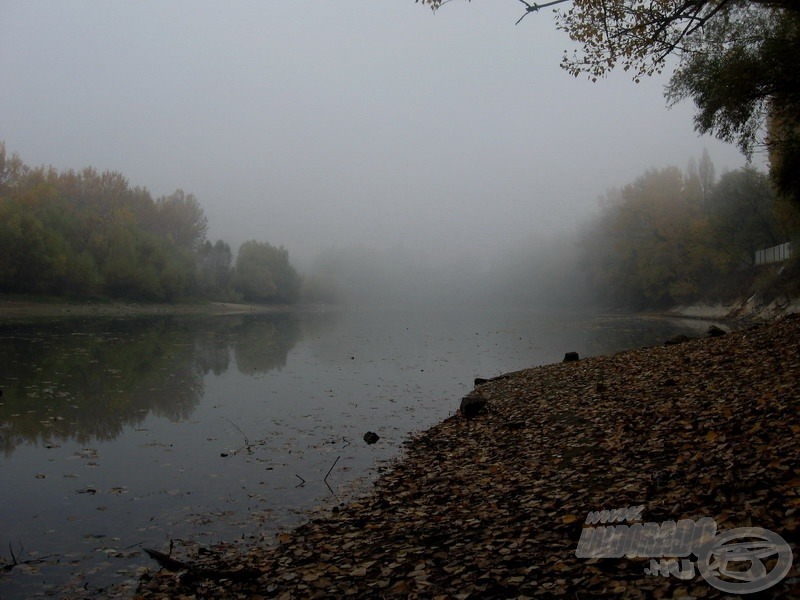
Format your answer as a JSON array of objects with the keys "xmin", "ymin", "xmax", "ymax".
[
  {"xmin": 0, "ymin": 140, "xmax": 590, "ymax": 310},
  {"xmin": 300, "ymin": 243, "xmax": 589, "ymax": 310},
  {"xmin": 2, "ymin": 141, "xmax": 797, "ymax": 311},
  {"xmin": 304, "ymin": 151, "xmax": 800, "ymax": 312},
  {"xmin": 577, "ymin": 153, "xmax": 800, "ymax": 310}
]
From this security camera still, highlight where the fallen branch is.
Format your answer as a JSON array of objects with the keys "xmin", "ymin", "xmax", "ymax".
[
  {"xmin": 324, "ymin": 455, "xmax": 341, "ymax": 483},
  {"xmin": 143, "ymin": 547, "xmax": 262, "ymax": 582},
  {"xmin": 324, "ymin": 455, "xmax": 341, "ymax": 495},
  {"xmin": 144, "ymin": 548, "xmax": 192, "ymax": 572},
  {"xmin": 2, "ymin": 543, "xmax": 18, "ymax": 572},
  {"xmin": 2, "ymin": 542, "xmax": 55, "ymax": 573}
]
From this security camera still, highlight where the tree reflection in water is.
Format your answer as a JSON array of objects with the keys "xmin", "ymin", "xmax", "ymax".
[{"xmin": 0, "ymin": 314, "xmax": 303, "ymax": 456}]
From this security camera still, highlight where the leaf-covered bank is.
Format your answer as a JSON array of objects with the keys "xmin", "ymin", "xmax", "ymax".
[{"xmin": 124, "ymin": 316, "xmax": 799, "ymax": 598}]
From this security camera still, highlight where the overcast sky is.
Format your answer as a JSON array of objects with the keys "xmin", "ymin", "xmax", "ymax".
[{"xmin": 0, "ymin": 1, "xmax": 751, "ymax": 268}]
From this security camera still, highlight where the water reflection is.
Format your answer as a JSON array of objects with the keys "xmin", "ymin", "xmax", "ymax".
[
  {"xmin": 0, "ymin": 314, "xmax": 306, "ymax": 456},
  {"xmin": 0, "ymin": 308, "xmax": 716, "ymax": 598},
  {"xmin": 231, "ymin": 316, "xmax": 302, "ymax": 374}
]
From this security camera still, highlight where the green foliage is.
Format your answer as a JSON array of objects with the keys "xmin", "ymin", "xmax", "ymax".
[
  {"xmin": 580, "ymin": 156, "xmax": 783, "ymax": 309},
  {"xmin": 234, "ymin": 240, "xmax": 302, "ymax": 304},
  {"xmin": 419, "ymin": 1, "xmax": 800, "ymax": 206},
  {"xmin": 197, "ymin": 239, "xmax": 234, "ymax": 299},
  {"xmin": 0, "ymin": 142, "xmax": 217, "ymax": 301},
  {"xmin": 152, "ymin": 189, "xmax": 209, "ymax": 252},
  {"xmin": 666, "ymin": 6, "xmax": 800, "ymax": 160},
  {"xmin": 706, "ymin": 168, "xmax": 779, "ymax": 267},
  {"xmin": 0, "ymin": 142, "xmax": 306, "ymax": 304}
]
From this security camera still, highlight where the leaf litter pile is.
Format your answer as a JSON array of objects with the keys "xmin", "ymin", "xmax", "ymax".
[{"xmin": 130, "ymin": 316, "xmax": 799, "ymax": 599}]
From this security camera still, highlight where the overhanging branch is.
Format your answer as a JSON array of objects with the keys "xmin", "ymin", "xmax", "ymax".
[{"xmin": 515, "ymin": 0, "xmax": 571, "ymax": 25}]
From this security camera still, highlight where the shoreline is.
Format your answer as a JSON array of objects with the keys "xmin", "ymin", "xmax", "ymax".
[
  {"xmin": 662, "ymin": 295, "xmax": 800, "ymax": 324},
  {"xmin": 0, "ymin": 295, "xmax": 333, "ymax": 321},
  {"xmin": 127, "ymin": 315, "xmax": 800, "ymax": 599}
]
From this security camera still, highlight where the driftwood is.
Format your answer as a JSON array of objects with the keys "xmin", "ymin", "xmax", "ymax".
[
  {"xmin": 3, "ymin": 543, "xmax": 55, "ymax": 573},
  {"xmin": 143, "ymin": 547, "xmax": 261, "ymax": 582},
  {"xmin": 144, "ymin": 548, "xmax": 193, "ymax": 571}
]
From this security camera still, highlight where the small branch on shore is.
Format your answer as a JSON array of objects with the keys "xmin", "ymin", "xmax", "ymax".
[
  {"xmin": 143, "ymin": 546, "xmax": 261, "ymax": 581},
  {"xmin": 295, "ymin": 474, "xmax": 306, "ymax": 487}
]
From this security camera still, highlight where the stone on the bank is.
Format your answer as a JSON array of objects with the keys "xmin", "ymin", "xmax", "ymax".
[
  {"xmin": 707, "ymin": 325, "xmax": 727, "ymax": 337},
  {"xmin": 363, "ymin": 431, "xmax": 379, "ymax": 445},
  {"xmin": 665, "ymin": 334, "xmax": 692, "ymax": 346},
  {"xmin": 563, "ymin": 352, "xmax": 579, "ymax": 362},
  {"xmin": 460, "ymin": 392, "xmax": 488, "ymax": 419}
]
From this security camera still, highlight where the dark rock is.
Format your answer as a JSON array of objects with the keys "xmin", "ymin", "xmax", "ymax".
[
  {"xmin": 504, "ymin": 420, "xmax": 525, "ymax": 430},
  {"xmin": 595, "ymin": 382, "xmax": 607, "ymax": 393},
  {"xmin": 707, "ymin": 325, "xmax": 727, "ymax": 337},
  {"xmin": 474, "ymin": 374, "xmax": 511, "ymax": 387},
  {"xmin": 665, "ymin": 334, "xmax": 692, "ymax": 346},
  {"xmin": 563, "ymin": 352, "xmax": 580, "ymax": 362},
  {"xmin": 662, "ymin": 378, "xmax": 677, "ymax": 387},
  {"xmin": 363, "ymin": 431, "xmax": 379, "ymax": 445},
  {"xmin": 460, "ymin": 392, "xmax": 488, "ymax": 419}
]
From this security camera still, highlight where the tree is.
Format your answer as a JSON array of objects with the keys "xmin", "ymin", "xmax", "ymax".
[
  {"xmin": 234, "ymin": 241, "xmax": 301, "ymax": 304},
  {"xmin": 0, "ymin": 144, "xmax": 213, "ymax": 300},
  {"xmin": 153, "ymin": 190, "xmax": 209, "ymax": 252},
  {"xmin": 706, "ymin": 167, "xmax": 779, "ymax": 267},
  {"xmin": 197, "ymin": 239, "xmax": 234, "ymax": 298},
  {"xmin": 418, "ymin": 1, "xmax": 800, "ymax": 206},
  {"xmin": 666, "ymin": 6, "xmax": 800, "ymax": 156}
]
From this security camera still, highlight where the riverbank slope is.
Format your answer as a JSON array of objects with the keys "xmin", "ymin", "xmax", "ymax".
[
  {"xmin": 131, "ymin": 316, "xmax": 800, "ymax": 599},
  {"xmin": 665, "ymin": 294, "xmax": 800, "ymax": 323}
]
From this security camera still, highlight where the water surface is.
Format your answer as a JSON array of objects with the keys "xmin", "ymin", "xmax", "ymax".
[{"xmin": 0, "ymin": 307, "xmax": 712, "ymax": 597}]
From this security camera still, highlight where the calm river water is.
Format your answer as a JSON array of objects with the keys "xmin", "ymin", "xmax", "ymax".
[{"xmin": 0, "ymin": 307, "xmax": 712, "ymax": 597}]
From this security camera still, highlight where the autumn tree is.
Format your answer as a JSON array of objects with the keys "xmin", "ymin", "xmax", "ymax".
[
  {"xmin": 418, "ymin": 1, "xmax": 800, "ymax": 206},
  {"xmin": 0, "ymin": 143, "xmax": 219, "ymax": 301},
  {"xmin": 578, "ymin": 156, "xmax": 785, "ymax": 308},
  {"xmin": 706, "ymin": 167, "xmax": 779, "ymax": 268},
  {"xmin": 580, "ymin": 166, "xmax": 712, "ymax": 307},
  {"xmin": 234, "ymin": 240, "xmax": 302, "ymax": 304},
  {"xmin": 152, "ymin": 189, "xmax": 209, "ymax": 252}
]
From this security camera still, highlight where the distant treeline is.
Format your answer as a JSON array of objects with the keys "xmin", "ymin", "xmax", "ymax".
[
  {"xmin": 0, "ymin": 142, "xmax": 301, "ymax": 303},
  {"xmin": 579, "ymin": 152, "xmax": 800, "ymax": 309}
]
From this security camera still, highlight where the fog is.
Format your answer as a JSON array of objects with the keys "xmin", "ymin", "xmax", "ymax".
[{"xmin": 0, "ymin": 1, "xmax": 751, "ymax": 305}]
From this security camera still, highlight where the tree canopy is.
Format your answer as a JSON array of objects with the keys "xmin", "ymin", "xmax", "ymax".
[
  {"xmin": 0, "ymin": 142, "xmax": 302, "ymax": 304},
  {"xmin": 418, "ymin": 1, "xmax": 800, "ymax": 205},
  {"xmin": 578, "ymin": 157, "xmax": 783, "ymax": 308}
]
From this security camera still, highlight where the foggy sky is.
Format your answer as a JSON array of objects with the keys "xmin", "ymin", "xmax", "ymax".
[{"xmin": 0, "ymin": 1, "xmax": 751, "ymax": 268}]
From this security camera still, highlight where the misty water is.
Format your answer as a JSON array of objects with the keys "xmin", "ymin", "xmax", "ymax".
[{"xmin": 0, "ymin": 307, "xmax": 713, "ymax": 597}]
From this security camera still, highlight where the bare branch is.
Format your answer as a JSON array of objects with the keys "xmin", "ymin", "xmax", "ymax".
[{"xmin": 516, "ymin": 0, "xmax": 570, "ymax": 25}]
